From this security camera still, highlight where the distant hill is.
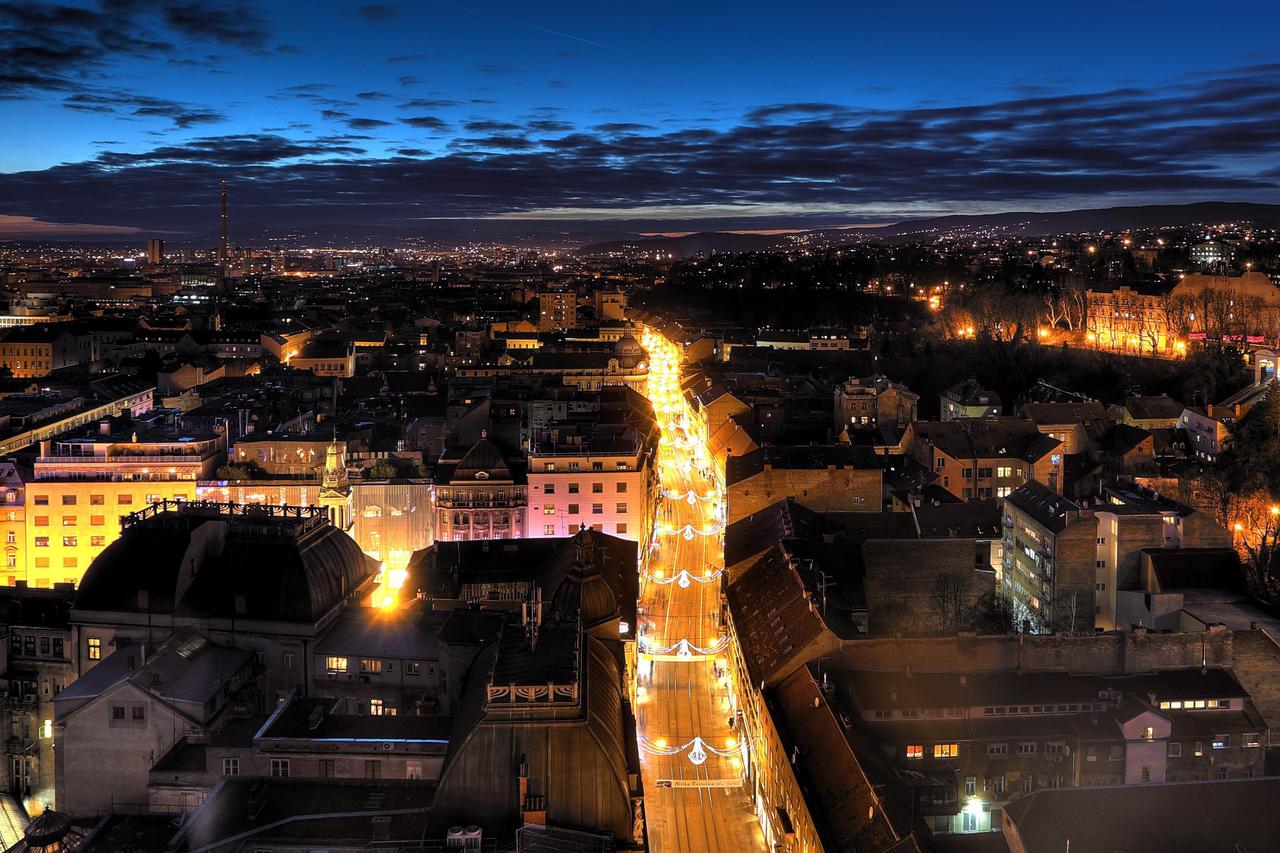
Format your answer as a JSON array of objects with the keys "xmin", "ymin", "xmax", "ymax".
[
  {"xmin": 579, "ymin": 231, "xmax": 788, "ymax": 258},
  {"xmin": 851, "ymin": 202, "xmax": 1280, "ymax": 240}
]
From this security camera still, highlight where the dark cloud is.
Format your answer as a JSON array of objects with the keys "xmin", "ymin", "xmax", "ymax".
[
  {"xmin": 356, "ymin": 4, "xmax": 398, "ymax": 21},
  {"xmin": 92, "ymin": 134, "xmax": 364, "ymax": 167},
  {"xmin": 5, "ymin": 65, "xmax": 1280, "ymax": 231},
  {"xmin": 345, "ymin": 117, "xmax": 393, "ymax": 130},
  {"xmin": 397, "ymin": 75, "xmax": 422, "ymax": 87},
  {"xmin": 595, "ymin": 122, "xmax": 654, "ymax": 133},
  {"xmin": 357, "ymin": 91, "xmax": 391, "ymax": 101},
  {"xmin": 449, "ymin": 135, "xmax": 534, "ymax": 151},
  {"xmin": 463, "ymin": 120, "xmax": 522, "ymax": 133},
  {"xmin": 160, "ymin": 2, "xmax": 267, "ymax": 48},
  {"xmin": 401, "ymin": 98, "xmax": 460, "ymax": 109},
  {"xmin": 0, "ymin": 0, "xmax": 264, "ymax": 130},
  {"xmin": 401, "ymin": 116, "xmax": 450, "ymax": 131},
  {"xmin": 527, "ymin": 119, "xmax": 573, "ymax": 133},
  {"xmin": 387, "ymin": 52, "xmax": 444, "ymax": 64},
  {"xmin": 62, "ymin": 90, "xmax": 224, "ymax": 127}
]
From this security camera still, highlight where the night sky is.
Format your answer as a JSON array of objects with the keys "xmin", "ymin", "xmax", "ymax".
[{"xmin": 1, "ymin": 0, "xmax": 1278, "ymax": 237}]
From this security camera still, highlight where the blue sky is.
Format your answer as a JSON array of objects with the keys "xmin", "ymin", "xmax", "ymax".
[{"xmin": 1, "ymin": 1, "xmax": 1278, "ymax": 235}]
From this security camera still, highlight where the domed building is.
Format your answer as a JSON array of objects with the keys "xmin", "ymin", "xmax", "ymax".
[
  {"xmin": 613, "ymin": 333, "xmax": 644, "ymax": 358},
  {"xmin": 73, "ymin": 501, "xmax": 375, "ymax": 701}
]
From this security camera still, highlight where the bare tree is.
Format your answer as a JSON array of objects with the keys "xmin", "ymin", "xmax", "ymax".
[{"xmin": 929, "ymin": 573, "xmax": 968, "ymax": 635}]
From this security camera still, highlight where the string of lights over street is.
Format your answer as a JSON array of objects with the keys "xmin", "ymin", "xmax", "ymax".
[{"xmin": 634, "ymin": 327, "xmax": 765, "ymax": 853}]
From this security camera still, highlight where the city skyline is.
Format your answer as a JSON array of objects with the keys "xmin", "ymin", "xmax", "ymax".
[{"xmin": 2, "ymin": 0, "xmax": 1280, "ymax": 237}]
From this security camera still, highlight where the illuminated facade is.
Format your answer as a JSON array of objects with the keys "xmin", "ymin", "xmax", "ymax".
[
  {"xmin": 1085, "ymin": 281, "xmax": 1175, "ymax": 355},
  {"xmin": 526, "ymin": 425, "xmax": 658, "ymax": 558},
  {"xmin": 9, "ymin": 419, "xmax": 223, "ymax": 588},
  {"xmin": 433, "ymin": 437, "xmax": 527, "ymax": 541}
]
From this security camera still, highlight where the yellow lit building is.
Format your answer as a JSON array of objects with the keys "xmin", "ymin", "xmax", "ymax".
[{"xmin": 13, "ymin": 417, "xmax": 224, "ymax": 588}]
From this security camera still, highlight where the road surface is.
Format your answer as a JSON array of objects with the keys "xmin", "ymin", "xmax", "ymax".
[{"xmin": 636, "ymin": 330, "xmax": 766, "ymax": 853}]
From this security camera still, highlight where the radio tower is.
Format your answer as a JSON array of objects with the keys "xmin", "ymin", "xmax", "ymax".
[{"xmin": 219, "ymin": 180, "xmax": 229, "ymax": 267}]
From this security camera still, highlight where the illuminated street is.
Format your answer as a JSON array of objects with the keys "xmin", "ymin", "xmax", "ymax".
[{"xmin": 637, "ymin": 329, "xmax": 767, "ymax": 853}]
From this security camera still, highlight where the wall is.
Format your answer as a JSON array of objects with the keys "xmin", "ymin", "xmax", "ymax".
[
  {"xmin": 862, "ymin": 538, "xmax": 995, "ymax": 635},
  {"xmin": 817, "ymin": 627, "xmax": 1235, "ymax": 677},
  {"xmin": 728, "ymin": 465, "xmax": 881, "ymax": 523}
]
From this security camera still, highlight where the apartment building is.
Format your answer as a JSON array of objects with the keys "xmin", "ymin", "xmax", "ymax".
[
  {"xmin": 905, "ymin": 417, "xmax": 1063, "ymax": 500},
  {"xmin": 834, "ymin": 374, "xmax": 919, "ymax": 432},
  {"xmin": 526, "ymin": 422, "xmax": 657, "ymax": 548},
  {"xmin": 15, "ymin": 415, "xmax": 224, "ymax": 588},
  {"xmin": 1001, "ymin": 481, "xmax": 1231, "ymax": 633}
]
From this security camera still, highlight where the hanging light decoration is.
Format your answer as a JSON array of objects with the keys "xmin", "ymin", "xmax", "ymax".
[{"xmin": 638, "ymin": 735, "xmax": 744, "ymax": 766}]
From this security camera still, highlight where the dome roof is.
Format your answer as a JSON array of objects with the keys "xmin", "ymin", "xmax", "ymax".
[
  {"xmin": 76, "ymin": 507, "xmax": 374, "ymax": 623},
  {"xmin": 614, "ymin": 334, "xmax": 643, "ymax": 356},
  {"xmin": 543, "ymin": 529, "xmax": 636, "ymax": 631}
]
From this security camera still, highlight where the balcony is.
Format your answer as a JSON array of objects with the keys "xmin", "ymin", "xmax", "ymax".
[{"xmin": 37, "ymin": 454, "xmax": 207, "ymax": 465}]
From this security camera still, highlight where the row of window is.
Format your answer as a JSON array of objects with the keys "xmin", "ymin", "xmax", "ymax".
[
  {"xmin": 324, "ymin": 656, "xmax": 425, "ymax": 677},
  {"xmin": 224, "ymin": 757, "xmax": 404, "ymax": 779},
  {"xmin": 32, "ymin": 494, "xmax": 132, "ymax": 506},
  {"xmin": 908, "ymin": 736, "xmax": 1261, "ymax": 763},
  {"xmin": 9, "ymin": 635, "xmax": 64, "ymax": 658},
  {"xmin": 32, "ymin": 516, "xmax": 113, "ymax": 527},
  {"xmin": 33, "ymin": 536, "xmax": 106, "ymax": 547},
  {"xmin": 543, "ymin": 523, "xmax": 626, "ymax": 535},
  {"xmin": 1157, "ymin": 698, "xmax": 1231, "ymax": 710},
  {"xmin": 982, "ymin": 702, "xmax": 1107, "ymax": 716},
  {"xmin": 540, "ymin": 482, "xmax": 628, "ymax": 494},
  {"xmin": 543, "ymin": 503, "xmax": 627, "ymax": 515},
  {"xmin": 539, "ymin": 461, "xmax": 630, "ymax": 472}
]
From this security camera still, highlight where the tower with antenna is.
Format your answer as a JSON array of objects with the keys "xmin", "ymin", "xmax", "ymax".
[{"xmin": 218, "ymin": 180, "xmax": 229, "ymax": 268}]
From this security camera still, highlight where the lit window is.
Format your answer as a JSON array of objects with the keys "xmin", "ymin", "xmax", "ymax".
[
  {"xmin": 1212, "ymin": 735, "xmax": 1230, "ymax": 750},
  {"xmin": 370, "ymin": 699, "xmax": 384, "ymax": 716},
  {"xmin": 905, "ymin": 744, "xmax": 923, "ymax": 760},
  {"xmin": 360, "ymin": 658, "xmax": 382, "ymax": 674},
  {"xmin": 933, "ymin": 743, "xmax": 959, "ymax": 758},
  {"xmin": 325, "ymin": 656, "xmax": 347, "ymax": 673},
  {"xmin": 87, "ymin": 638, "xmax": 101, "ymax": 660}
]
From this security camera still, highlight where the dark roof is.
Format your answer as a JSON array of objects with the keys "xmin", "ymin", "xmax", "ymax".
[
  {"xmin": 1145, "ymin": 547, "xmax": 1243, "ymax": 592},
  {"xmin": 1021, "ymin": 401, "xmax": 1108, "ymax": 424},
  {"xmin": 1005, "ymin": 480, "xmax": 1080, "ymax": 533},
  {"xmin": 1124, "ymin": 393, "xmax": 1185, "ymax": 420},
  {"xmin": 941, "ymin": 379, "xmax": 1000, "ymax": 408},
  {"xmin": 539, "ymin": 530, "xmax": 638, "ymax": 632},
  {"xmin": 182, "ymin": 779, "xmax": 434, "ymax": 851},
  {"xmin": 259, "ymin": 695, "xmax": 452, "ymax": 743},
  {"xmin": 910, "ymin": 418, "xmax": 1061, "ymax": 462},
  {"xmin": 435, "ymin": 437, "xmax": 525, "ymax": 485},
  {"xmin": 724, "ymin": 498, "xmax": 828, "ymax": 567},
  {"xmin": 726, "ymin": 543, "xmax": 831, "ymax": 683},
  {"xmin": 75, "ymin": 504, "xmax": 373, "ymax": 623},
  {"xmin": 841, "ymin": 667, "xmax": 1248, "ymax": 712},
  {"xmin": 1002, "ymin": 778, "xmax": 1280, "ymax": 853},
  {"xmin": 726, "ymin": 443, "xmax": 880, "ymax": 486},
  {"xmin": 1104, "ymin": 422, "xmax": 1152, "ymax": 455}
]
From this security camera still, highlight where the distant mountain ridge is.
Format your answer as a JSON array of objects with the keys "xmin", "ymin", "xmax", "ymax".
[
  {"xmin": 6, "ymin": 201, "xmax": 1279, "ymax": 249},
  {"xmin": 577, "ymin": 202, "xmax": 1280, "ymax": 257}
]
